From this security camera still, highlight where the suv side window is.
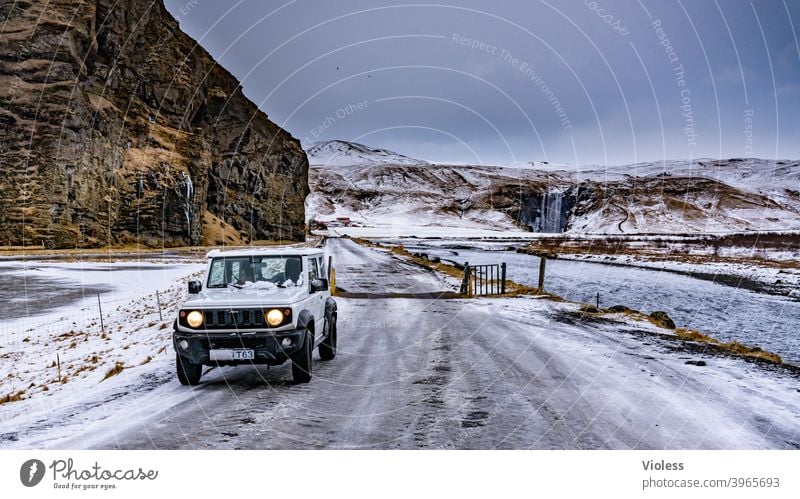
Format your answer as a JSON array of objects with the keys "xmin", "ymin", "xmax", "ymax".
[
  {"xmin": 308, "ymin": 257, "xmax": 320, "ymax": 290},
  {"xmin": 317, "ymin": 257, "xmax": 326, "ymax": 280}
]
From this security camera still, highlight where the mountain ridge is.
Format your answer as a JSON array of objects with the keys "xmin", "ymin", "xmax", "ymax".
[
  {"xmin": 306, "ymin": 140, "xmax": 429, "ymax": 166},
  {"xmin": 307, "ymin": 141, "xmax": 800, "ymax": 235}
]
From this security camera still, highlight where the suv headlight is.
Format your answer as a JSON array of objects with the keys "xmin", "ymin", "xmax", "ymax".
[
  {"xmin": 265, "ymin": 309, "xmax": 285, "ymax": 327},
  {"xmin": 186, "ymin": 310, "xmax": 204, "ymax": 328},
  {"xmin": 264, "ymin": 308, "xmax": 292, "ymax": 327}
]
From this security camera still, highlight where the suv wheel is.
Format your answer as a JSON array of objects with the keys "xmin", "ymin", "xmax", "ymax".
[
  {"xmin": 176, "ymin": 354, "xmax": 202, "ymax": 385},
  {"xmin": 290, "ymin": 326, "xmax": 313, "ymax": 383},
  {"xmin": 319, "ymin": 314, "xmax": 337, "ymax": 361}
]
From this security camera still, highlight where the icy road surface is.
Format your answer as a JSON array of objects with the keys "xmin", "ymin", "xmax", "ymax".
[{"xmin": 1, "ymin": 239, "xmax": 799, "ymax": 449}]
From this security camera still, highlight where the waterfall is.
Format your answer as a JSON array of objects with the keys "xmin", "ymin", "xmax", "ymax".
[
  {"xmin": 183, "ymin": 172, "xmax": 194, "ymax": 236},
  {"xmin": 536, "ymin": 190, "xmax": 565, "ymax": 233}
]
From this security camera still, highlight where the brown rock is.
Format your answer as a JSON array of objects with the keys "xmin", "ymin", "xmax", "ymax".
[
  {"xmin": 649, "ymin": 311, "xmax": 676, "ymax": 330},
  {"xmin": 0, "ymin": 0, "xmax": 307, "ymax": 248}
]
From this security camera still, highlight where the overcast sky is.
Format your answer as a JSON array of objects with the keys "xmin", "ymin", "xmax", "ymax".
[{"xmin": 164, "ymin": 0, "xmax": 800, "ymax": 165}]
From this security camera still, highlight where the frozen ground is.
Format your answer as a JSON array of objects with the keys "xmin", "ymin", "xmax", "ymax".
[
  {"xmin": 0, "ymin": 261, "xmax": 204, "ymax": 445},
  {"xmin": 1, "ymin": 239, "xmax": 799, "ymax": 449}
]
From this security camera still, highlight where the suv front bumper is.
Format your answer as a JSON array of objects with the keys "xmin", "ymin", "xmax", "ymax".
[{"xmin": 173, "ymin": 328, "xmax": 307, "ymax": 366}]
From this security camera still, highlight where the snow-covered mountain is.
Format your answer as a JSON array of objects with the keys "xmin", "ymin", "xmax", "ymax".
[
  {"xmin": 306, "ymin": 143, "xmax": 800, "ymax": 235},
  {"xmin": 306, "ymin": 140, "xmax": 430, "ymax": 166}
]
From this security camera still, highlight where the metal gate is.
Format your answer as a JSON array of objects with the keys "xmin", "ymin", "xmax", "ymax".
[{"xmin": 460, "ymin": 262, "xmax": 506, "ymax": 296}]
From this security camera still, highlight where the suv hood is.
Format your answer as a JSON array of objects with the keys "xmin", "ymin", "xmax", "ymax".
[{"xmin": 182, "ymin": 285, "xmax": 307, "ymax": 308}]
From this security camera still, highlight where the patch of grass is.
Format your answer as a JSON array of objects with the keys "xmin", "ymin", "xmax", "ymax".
[
  {"xmin": 675, "ymin": 328, "xmax": 719, "ymax": 343},
  {"xmin": 101, "ymin": 362, "xmax": 125, "ymax": 381},
  {"xmin": 674, "ymin": 328, "xmax": 782, "ymax": 364},
  {"xmin": 159, "ymin": 323, "xmax": 168, "ymax": 330},
  {"xmin": 0, "ymin": 390, "xmax": 25, "ymax": 405},
  {"xmin": 720, "ymin": 341, "xmax": 782, "ymax": 364},
  {"xmin": 139, "ymin": 356, "xmax": 152, "ymax": 366},
  {"xmin": 73, "ymin": 363, "xmax": 98, "ymax": 376}
]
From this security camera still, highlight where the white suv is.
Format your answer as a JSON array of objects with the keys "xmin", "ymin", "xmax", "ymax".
[{"xmin": 173, "ymin": 247, "xmax": 337, "ymax": 385}]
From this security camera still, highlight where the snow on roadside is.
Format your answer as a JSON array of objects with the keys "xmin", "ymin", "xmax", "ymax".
[
  {"xmin": 0, "ymin": 261, "xmax": 204, "ymax": 446},
  {"xmin": 485, "ymin": 296, "xmax": 800, "ymax": 448}
]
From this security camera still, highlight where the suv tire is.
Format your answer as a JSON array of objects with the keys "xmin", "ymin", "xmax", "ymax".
[
  {"xmin": 319, "ymin": 314, "xmax": 337, "ymax": 361},
  {"xmin": 291, "ymin": 326, "xmax": 313, "ymax": 383},
  {"xmin": 176, "ymin": 354, "xmax": 202, "ymax": 385}
]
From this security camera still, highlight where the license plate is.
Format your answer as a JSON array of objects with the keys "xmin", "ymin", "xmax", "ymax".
[{"xmin": 209, "ymin": 349, "xmax": 254, "ymax": 361}]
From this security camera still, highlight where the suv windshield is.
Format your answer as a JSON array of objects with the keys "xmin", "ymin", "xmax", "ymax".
[{"xmin": 207, "ymin": 256, "xmax": 304, "ymax": 289}]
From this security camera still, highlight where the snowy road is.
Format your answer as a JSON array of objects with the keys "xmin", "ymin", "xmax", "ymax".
[{"xmin": 3, "ymin": 239, "xmax": 800, "ymax": 449}]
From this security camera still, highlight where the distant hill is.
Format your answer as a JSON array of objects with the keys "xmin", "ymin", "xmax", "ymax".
[
  {"xmin": 307, "ymin": 140, "xmax": 430, "ymax": 166},
  {"xmin": 307, "ymin": 144, "xmax": 800, "ymax": 234}
]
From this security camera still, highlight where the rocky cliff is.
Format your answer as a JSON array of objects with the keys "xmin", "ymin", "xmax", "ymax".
[{"xmin": 0, "ymin": 0, "xmax": 308, "ymax": 248}]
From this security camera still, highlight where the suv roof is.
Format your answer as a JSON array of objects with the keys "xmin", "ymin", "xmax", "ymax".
[{"xmin": 206, "ymin": 247, "xmax": 324, "ymax": 259}]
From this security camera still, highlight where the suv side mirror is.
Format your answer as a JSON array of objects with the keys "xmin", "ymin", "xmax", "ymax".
[
  {"xmin": 310, "ymin": 278, "xmax": 328, "ymax": 293},
  {"xmin": 188, "ymin": 280, "xmax": 202, "ymax": 294}
]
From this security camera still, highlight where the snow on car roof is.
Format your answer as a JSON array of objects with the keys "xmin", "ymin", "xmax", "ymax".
[{"xmin": 205, "ymin": 246, "xmax": 324, "ymax": 258}]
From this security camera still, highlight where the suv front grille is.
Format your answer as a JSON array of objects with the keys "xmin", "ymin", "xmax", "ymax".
[{"xmin": 203, "ymin": 309, "xmax": 267, "ymax": 330}]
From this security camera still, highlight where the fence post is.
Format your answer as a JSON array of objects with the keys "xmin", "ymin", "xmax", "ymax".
[
  {"xmin": 501, "ymin": 262, "xmax": 506, "ymax": 294},
  {"xmin": 538, "ymin": 255, "xmax": 546, "ymax": 290},
  {"xmin": 460, "ymin": 262, "xmax": 470, "ymax": 295},
  {"xmin": 596, "ymin": 291, "xmax": 600, "ymax": 309},
  {"xmin": 97, "ymin": 293, "xmax": 105, "ymax": 333},
  {"xmin": 156, "ymin": 291, "xmax": 163, "ymax": 321}
]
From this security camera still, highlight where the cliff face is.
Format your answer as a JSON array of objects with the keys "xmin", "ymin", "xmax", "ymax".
[{"xmin": 0, "ymin": 0, "xmax": 308, "ymax": 248}]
